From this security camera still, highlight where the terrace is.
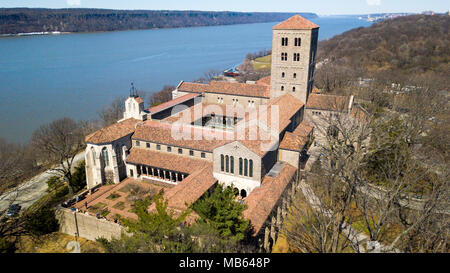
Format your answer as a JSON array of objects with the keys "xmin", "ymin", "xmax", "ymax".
[{"xmin": 72, "ymin": 178, "xmax": 171, "ymax": 221}]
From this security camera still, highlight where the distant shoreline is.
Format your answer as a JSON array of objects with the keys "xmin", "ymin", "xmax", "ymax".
[
  {"xmin": 0, "ymin": 31, "xmax": 72, "ymax": 37},
  {"xmin": 0, "ymin": 8, "xmax": 318, "ymax": 36}
]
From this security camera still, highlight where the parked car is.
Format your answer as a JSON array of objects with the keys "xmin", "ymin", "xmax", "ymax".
[{"xmin": 6, "ymin": 204, "xmax": 21, "ymax": 217}]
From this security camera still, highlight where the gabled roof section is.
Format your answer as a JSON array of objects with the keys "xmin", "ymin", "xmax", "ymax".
[
  {"xmin": 161, "ymin": 165, "xmax": 217, "ymax": 211},
  {"xmin": 292, "ymin": 121, "xmax": 313, "ymax": 138},
  {"xmin": 208, "ymin": 81, "xmax": 270, "ymax": 98},
  {"xmin": 133, "ymin": 121, "xmax": 231, "ymax": 152},
  {"xmin": 148, "ymin": 93, "xmax": 200, "ymax": 115},
  {"xmin": 279, "ymin": 132, "xmax": 307, "ymax": 152},
  {"xmin": 178, "ymin": 81, "xmax": 208, "ymax": 93},
  {"xmin": 126, "ymin": 148, "xmax": 211, "ymax": 174},
  {"xmin": 273, "ymin": 15, "xmax": 319, "ymax": 30},
  {"xmin": 306, "ymin": 93, "xmax": 352, "ymax": 112},
  {"xmin": 279, "ymin": 121, "xmax": 313, "ymax": 152},
  {"xmin": 85, "ymin": 118, "xmax": 139, "ymax": 144},
  {"xmin": 178, "ymin": 80, "xmax": 270, "ymax": 98},
  {"xmin": 266, "ymin": 94, "xmax": 305, "ymax": 131},
  {"xmin": 243, "ymin": 162, "xmax": 297, "ymax": 236},
  {"xmin": 256, "ymin": 75, "xmax": 271, "ymax": 86}
]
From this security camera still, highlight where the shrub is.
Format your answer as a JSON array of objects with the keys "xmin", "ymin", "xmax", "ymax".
[
  {"xmin": 71, "ymin": 160, "xmax": 87, "ymax": 192},
  {"xmin": 46, "ymin": 176, "xmax": 61, "ymax": 193},
  {"xmin": 25, "ymin": 206, "xmax": 60, "ymax": 237}
]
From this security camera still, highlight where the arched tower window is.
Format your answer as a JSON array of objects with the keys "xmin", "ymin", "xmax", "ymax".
[
  {"xmin": 220, "ymin": 154, "xmax": 224, "ymax": 172},
  {"xmin": 249, "ymin": 159, "xmax": 253, "ymax": 177},
  {"xmin": 101, "ymin": 147, "xmax": 109, "ymax": 166}
]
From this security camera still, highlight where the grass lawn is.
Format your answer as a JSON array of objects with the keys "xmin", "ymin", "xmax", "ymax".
[
  {"xmin": 16, "ymin": 232, "xmax": 104, "ymax": 253},
  {"xmin": 253, "ymin": 55, "xmax": 271, "ymax": 71}
]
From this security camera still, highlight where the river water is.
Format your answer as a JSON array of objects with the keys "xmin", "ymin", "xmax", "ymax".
[{"xmin": 0, "ymin": 16, "xmax": 371, "ymax": 143}]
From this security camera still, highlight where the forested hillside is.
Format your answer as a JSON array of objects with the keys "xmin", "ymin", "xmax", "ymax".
[
  {"xmin": 315, "ymin": 14, "xmax": 449, "ymax": 86},
  {"xmin": 0, "ymin": 8, "xmax": 317, "ymax": 34}
]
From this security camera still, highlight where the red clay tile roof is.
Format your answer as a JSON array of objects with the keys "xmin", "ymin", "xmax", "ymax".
[
  {"xmin": 163, "ymin": 102, "xmax": 248, "ymax": 124},
  {"xmin": 208, "ymin": 81, "xmax": 270, "ymax": 98},
  {"xmin": 178, "ymin": 81, "xmax": 209, "ymax": 93},
  {"xmin": 256, "ymin": 76, "xmax": 271, "ymax": 86},
  {"xmin": 273, "ymin": 15, "xmax": 320, "ymax": 30},
  {"xmin": 134, "ymin": 97, "xmax": 144, "ymax": 104},
  {"xmin": 178, "ymin": 80, "xmax": 270, "ymax": 98},
  {"xmin": 148, "ymin": 93, "xmax": 200, "ymax": 115},
  {"xmin": 264, "ymin": 94, "xmax": 305, "ymax": 132},
  {"xmin": 161, "ymin": 165, "xmax": 217, "ymax": 211},
  {"xmin": 292, "ymin": 121, "xmax": 313, "ymax": 138},
  {"xmin": 279, "ymin": 132, "xmax": 307, "ymax": 152},
  {"xmin": 133, "ymin": 121, "xmax": 231, "ymax": 152},
  {"xmin": 279, "ymin": 121, "xmax": 313, "ymax": 151},
  {"xmin": 85, "ymin": 118, "xmax": 140, "ymax": 144},
  {"xmin": 126, "ymin": 147, "xmax": 211, "ymax": 174},
  {"xmin": 306, "ymin": 93, "xmax": 351, "ymax": 112},
  {"xmin": 243, "ymin": 162, "xmax": 297, "ymax": 235}
]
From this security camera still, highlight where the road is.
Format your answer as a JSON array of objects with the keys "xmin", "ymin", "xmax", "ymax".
[{"xmin": 0, "ymin": 152, "xmax": 85, "ymax": 213}]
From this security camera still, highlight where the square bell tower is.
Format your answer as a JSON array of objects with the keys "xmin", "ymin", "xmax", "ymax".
[{"xmin": 270, "ymin": 15, "xmax": 319, "ymax": 104}]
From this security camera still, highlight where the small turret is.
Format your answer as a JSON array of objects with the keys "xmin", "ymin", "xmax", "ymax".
[{"xmin": 122, "ymin": 83, "xmax": 147, "ymax": 121}]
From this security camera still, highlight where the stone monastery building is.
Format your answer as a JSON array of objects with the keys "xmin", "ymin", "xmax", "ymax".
[{"xmin": 83, "ymin": 15, "xmax": 354, "ymax": 251}]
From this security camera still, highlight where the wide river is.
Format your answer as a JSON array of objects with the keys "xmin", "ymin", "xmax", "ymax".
[{"xmin": 0, "ymin": 16, "xmax": 371, "ymax": 143}]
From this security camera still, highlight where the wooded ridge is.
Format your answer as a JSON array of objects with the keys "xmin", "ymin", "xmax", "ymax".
[{"xmin": 0, "ymin": 8, "xmax": 318, "ymax": 34}]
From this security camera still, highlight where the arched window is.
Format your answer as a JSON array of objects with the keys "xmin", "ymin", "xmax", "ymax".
[
  {"xmin": 240, "ymin": 189, "xmax": 247, "ymax": 198},
  {"xmin": 115, "ymin": 144, "xmax": 121, "ymax": 164},
  {"xmin": 282, "ymin": 72, "xmax": 285, "ymax": 78},
  {"xmin": 244, "ymin": 159, "xmax": 248, "ymax": 176},
  {"xmin": 239, "ymin": 158, "xmax": 243, "ymax": 175},
  {"xmin": 230, "ymin": 156, "xmax": 234, "ymax": 174},
  {"xmin": 292, "ymin": 87, "xmax": 296, "ymax": 92},
  {"xmin": 281, "ymin": 86, "xmax": 284, "ymax": 91},
  {"xmin": 233, "ymin": 188, "xmax": 239, "ymax": 196},
  {"xmin": 225, "ymin": 155, "xmax": 229, "ymax": 173},
  {"xmin": 221, "ymin": 154, "xmax": 224, "ymax": 172},
  {"xmin": 293, "ymin": 73, "xmax": 297, "ymax": 78},
  {"xmin": 249, "ymin": 159, "xmax": 253, "ymax": 177},
  {"xmin": 91, "ymin": 148, "xmax": 96, "ymax": 166},
  {"xmin": 102, "ymin": 148, "xmax": 109, "ymax": 166}
]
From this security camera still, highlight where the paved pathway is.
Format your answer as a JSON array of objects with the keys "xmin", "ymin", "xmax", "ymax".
[
  {"xmin": 0, "ymin": 152, "xmax": 85, "ymax": 214},
  {"xmin": 298, "ymin": 179, "xmax": 398, "ymax": 253}
]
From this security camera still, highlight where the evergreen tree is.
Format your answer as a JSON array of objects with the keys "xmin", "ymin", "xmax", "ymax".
[{"xmin": 191, "ymin": 184, "xmax": 249, "ymax": 241}]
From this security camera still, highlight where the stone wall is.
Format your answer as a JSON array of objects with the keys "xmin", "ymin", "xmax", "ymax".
[{"xmin": 56, "ymin": 208, "xmax": 124, "ymax": 241}]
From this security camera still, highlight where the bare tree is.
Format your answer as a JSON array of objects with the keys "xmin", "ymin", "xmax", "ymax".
[
  {"xmin": 31, "ymin": 118, "xmax": 86, "ymax": 195},
  {"xmin": 283, "ymin": 107, "xmax": 449, "ymax": 252},
  {"xmin": 148, "ymin": 85, "xmax": 175, "ymax": 107},
  {"xmin": 98, "ymin": 96, "xmax": 126, "ymax": 126}
]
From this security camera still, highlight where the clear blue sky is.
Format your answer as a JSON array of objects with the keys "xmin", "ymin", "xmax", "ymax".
[{"xmin": 0, "ymin": 0, "xmax": 448, "ymax": 15}]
